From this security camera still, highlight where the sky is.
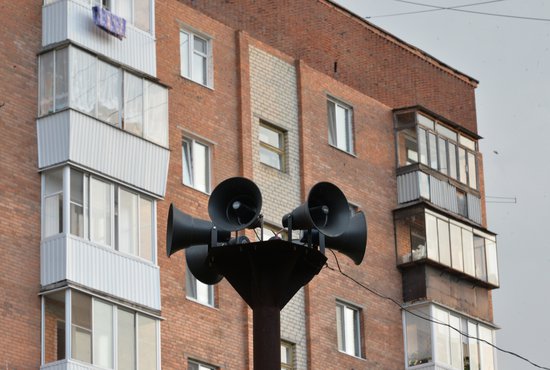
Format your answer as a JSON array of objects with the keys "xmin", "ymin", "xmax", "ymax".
[{"xmin": 332, "ymin": 1, "xmax": 550, "ymax": 369}]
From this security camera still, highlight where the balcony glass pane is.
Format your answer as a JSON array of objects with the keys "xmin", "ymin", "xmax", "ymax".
[
  {"xmin": 436, "ymin": 123, "xmax": 458, "ymax": 141},
  {"xmin": 449, "ymin": 314, "xmax": 462, "ymax": 369},
  {"xmin": 478, "ymin": 326, "xmax": 495, "ymax": 370},
  {"xmin": 72, "ymin": 292, "xmax": 92, "ymax": 363},
  {"xmin": 39, "ymin": 52, "xmax": 54, "ymax": 115},
  {"xmin": 44, "ymin": 291, "xmax": 66, "ymax": 363},
  {"xmin": 139, "ymin": 197, "xmax": 153, "ymax": 261},
  {"xmin": 428, "ymin": 133, "xmax": 438, "ymax": 170},
  {"xmin": 437, "ymin": 219, "xmax": 451, "ymax": 266},
  {"xmin": 397, "ymin": 128, "xmax": 417, "ymax": 166},
  {"xmin": 44, "ymin": 169, "xmax": 63, "ymax": 238},
  {"xmin": 434, "ymin": 307, "xmax": 450, "ymax": 365},
  {"xmin": 468, "ymin": 152, "xmax": 477, "ymax": 189},
  {"xmin": 98, "ymin": 61, "xmax": 121, "ymax": 126},
  {"xmin": 426, "ymin": 213, "xmax": 439, "ymax": 262},
  {"xmin": 474, "ymin": 236, "xmax": 487, "ymax": 281},
  {"xmin": 462, "ymin": 229, "xmax": 475, "ymax": 276},
  {"xmin": 419, "ymin": 172, "xmax": 430, "ymax": 199},
  {"xmin": 138, "ymin": 315, "xmax": 157, "ymax": 370},
  {"xmin": 417, "ymin": 128, "xmax": 428, "ymax": 165},
  {"xmin": 405, "ymin": 308, "xmax": 432, "ymax": 366},
  {"xmin": 70, "ymin": 48, "xmax": 97, "ymax": 116},
  {"xmin": 119, "ymin": 189, "xmax": 138, "ymax": 256},
  {"xmin": 55, "ymin": 48, "xmax": 69, "ymax": 111},
  {"xmin": 90, "ymin": 178, "xmax": 112, "ymax": 246},
  {"xmin": 118, "ymin": 309, "xmax": 136, "ymax": 370},
  {"xmin": 124, "ymin": 73, "xmax": 144, "ymax": 137},
  {"xmin": 70, "ymin": 169, "xmax": 84, "ymax": 237},
  {"xmin": 144, "ymin": 81, "xmax": 168, "ymax": 146},
  {"xmin": 93, "ymin": 300, "xmax": 113, "ymax": 368},
  {"xmin": 448, "ymin": 143, "xmax": 458, "ymax": 179},
  {"xmin": 134, "ymin": 0, "xmax": 151, "ymax": 32},
  {"xmin": 417, "ymin": 113, "xmax": 435, "ymax": 130},
  {"xmin": 468, "ymin": 322, "xmax": 480, "ymax": 370},
  {"xmin": 438, "ymin": 137, "xmax": 448, "ymax": 175},
  {"xmin": 459, "ymin": 135, "xmax": 476, "ymax": 151},
  {"xmin": 450, "ymin": 224, "xmax": 464, "ymax": 271},
  {"xmin": 486, "ymin": 238, "xmax": 499, "ymax": 285},
  {"xmin": 458, "ymin": 148, "xmax": 467, "ymax": 185}
]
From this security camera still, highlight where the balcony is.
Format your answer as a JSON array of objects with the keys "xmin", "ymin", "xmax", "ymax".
[
  {"xmin": 42, "ymin": 0, "xmax": 156, "ymax": 76},
  {"xmin": 37, "ymin": 109, "xmax": 169, "ymax": 197},
  {"xmin": 41, "ymin": 234, "xmax": 160, "ymax": 310}
]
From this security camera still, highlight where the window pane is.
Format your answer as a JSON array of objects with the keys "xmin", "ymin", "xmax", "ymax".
[
  {"xmin": 144, "ymin": 82, "xmax": 168, "ymax": 146},
  {"xmin": 468, "ymin": 322, "xmax": 480, "ymax": 370},
  {"xmin": 343, "ymin": 306, "xmax": 356, "ymax": 356},
  {"xmin": 192, "ymin": 53, "xmax": 207, "ymax": 85},
  {"xmin": 449, "ymin": 314, "xmax": 462, "ymax": 369},
  {"xmin": 468, "ymin": 152, "xmax": 477, "ymax": 189},
  {"xmin": 458, "ymin": 148, "xmax": 467, "ymax": 185},
  {"xmin": 435, "ymin": 123, "xmax": 458, "ymax": 141},
  {"xmin": 486, "ymin": 239, "xmax": 499, "ymax": 285},
  {"xmin": 259, "ymin": 125, "xmax": 281, "ymax": 148},
  {"xmin": 118, "ymin": 309, "xmax": 136, "ymax": 370},
  {"xmin": 44, "ymin": 292, "xmax": 66, "ymax": 363},
  {"xmin": 55, "ymin": 48, "xmax": 69, "ymax": 111},
  {"xmin": 194, "ymin": 36, "xmax": 207, "ymax": 54},
  {"xmin": 182, "ymin": 139, "xmax": 193, "ymax": 186},
  {"xmin": 124, "ymin": 73, "xmax": 144, "ymax": 137},
  {"xmin": 417, "ymin": 113, "xmax": 434, "ymax": 130},
  {"xmin": 193, "ymin": 142, "xmax": 209, "ymax": 193},
  {"xmin": 478, "ymin": 326, "xmax": 495, "ymax": 370},
  {"xmin": 457, "ymin": 191, "xmax": 467, "ymax": 218},
  {"xmin": 180, "ymin": 31, "xmax": 190, "ymax": 78},
  {"xmin": 72, "ymin": 292, "xmax": 92, "ymax": 364},
  {"xmin": 438, "ymin": 138, "xmax": 448, "ymax": 174},
  {"xmin": 115, "ymin": 0, "xmax": 132, "ymax": 21},
  {"xmin": 474, "ymin": 236, "xmax": 487, "ymax": 281},
  {"xmin": 39, "ymin": 51, "xmax": 54, "ymax": 115},
  {"xmin": 459, "ymin": 135, "xmax": 476, "ymax": 151},
  {"xmin": 134, "ymin": 0, "xmax": 151, "ymax": 32},
  {"xmin": 450, "ymin": 224, "xmax": 464, "ymax": 271},
  {"xmin": 70, "ymin": 169, "xmax": 84, "ymax": 237},
  {"xmin": 93, "ymin": 300, "xmax": 113, "ymax": 368},
  {"xmin": 119, "ymin": 189, "xmax": 138, "ymax": 256},
  {"xmin": 90, "ymin": 178, "xmax": 112, "ymax": 246},
  {"xmin": 425, "ymin": 213, "xmax": 439, "ymax": 261},
  {"xmin": 448, "ymin": 143, "xmax": 458, "ymax": 180},
  {"xmin": 417, "ymin": 128, "xmax": 428, "ymax": 165},
  {"xmin": 437, "ymin": 219, "xmax": 451, "ymax": 266},
  {"xmin": 45, "ymin": 168, "xmax": 63, "ymax": 195},
  {"xmin": 70, "ymin": 48, "xmax": 97, "ymax": 116},
  {"xmin": 138, "ymin": 315, "xmax": 157, "ymax": 370},
  {"xmin": 462, "ymin": 229, "xmax": 475, "ymax": 276},
  {"xmin": 98, "ymin": 61, "xmax": 121, "ymax": 126},
  {"xmin": 336, "ymin": 305, "xmax": 344, "ymax": 352},
  {"xmin": 335, "ymin": 104, "xmax": 350, "ymax": 152},
  {"xmin": 260, "ymin": 146, "xmax": 282, "ymax": 170},
  {"xmin": 196, "ymin": 279, "xmax": 212, "ymax": 306},
  {"xmin": 434, "ymin": 307, "xmax": 450, "ymax": 365},
  {"xmin": 428, "ymin": 133, "xmax": 438, "ymax": 170},
  {"xmin": 139, "ymin": 198, "xmax": 153, "ymax": 262},
  {"xmin": 327, "ymin": 101, "xmax": 336, "ymax": 146},
  {"xmin": 45, "ymin": 195, "xmax": 63, "ymax": 238},
  {"xmin": 405, "ymin": 309, "xmax": 432, "ymax": 366}
]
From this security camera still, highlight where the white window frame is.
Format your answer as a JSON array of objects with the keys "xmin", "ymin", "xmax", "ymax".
[
  {"xmin": 327, "ymin": 97, "xmax": 354, "ymax": 154},
  {"xmin": 336, "ymin": 300, "xmax": 362, "ymax": 358},
  {"xmin": 182, "ymin": 137, "xmax": 212, "ymax": 194},
  {"xmin": 259, "ymin": 122, "xmax": 286, "ymax": 171},
  {"xmin": 188, "ymin": 359, "xmax": 217, "ymax": 370},
  {"xmin": 281, "ymin": 340, "xmax": 295, "ymax": 370},
  {"xmin": 186, "ymin": 266, "xmax": 215, "ymax": 307},
  {"xmin": 180, "ymin": 28, "xmax": 213, "ymax": 88}
]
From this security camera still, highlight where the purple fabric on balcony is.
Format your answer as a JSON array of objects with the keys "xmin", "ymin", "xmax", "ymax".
[{"xmin": 92, "ymin": 6, "xmax": 126, "ymax": 40}]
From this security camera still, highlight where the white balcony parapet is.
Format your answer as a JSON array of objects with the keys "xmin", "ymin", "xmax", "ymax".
[
  {"xmin": 42, "ymin": 0, "xmax": 156, "ymax": 76},
  {"xmin": 41, "ymin": 359, "xmax": 107, "ymax": 370},
  {"xmin": 41, "ymin": 234, "xmax": 160, "ymax": 310},
  {"xmin": 37, "ymin": 109, "xmax": 169, "ymax": 198}
]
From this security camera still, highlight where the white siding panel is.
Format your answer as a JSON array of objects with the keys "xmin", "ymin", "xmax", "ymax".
[
  {"xmin": 41, "ymin": 359, "xmax": 107, "ymax": 370},
  {"xmin": 397, "ymin": 172, "xmax": 420, "ymax": 204},
  {"xmin": 430, "ymin": 175, "xmax": 459, "ymax": 214},
  {"xmin": 41, "ymin": 235, "xmax": 160, "ymax": 310},
  {"xmin": 467, "ymin": 193, "xmax": 483, "ymax": 224},
  {"xmin": 37, "ymin": 111, "xmax": 71, "ymax": 169},
  {"xmin": 42, "ymin": 0, "xmax": 156, "ymax": 76},
  {"xmin": 37, "ymin": 110, "xmax": 169, "ymax": 197}
]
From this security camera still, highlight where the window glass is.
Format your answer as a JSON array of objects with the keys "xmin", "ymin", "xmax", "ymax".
[
  {"xmin": 448, "ymin": 142, "xmax": 458, "ymax": 180},
  {"xmin": 281, "ymin": 341, "xmax": 295, "ymax": 370},
  {"xmin": 468, "ymin": 152, "xmax": 477, "ymax": 189},
  {"xmin": 44, "ymin": 169, "xmax": 64, "ymax": 237},
  {"xmin": 328, "ymin": 100, "xmax": 353, "ymax": 153},
  {"xmin": 428, "ymin": 133, "xmax": 438, "ymax": 170},
  {"xmin": 417, "ymin": 114, "xmax": 435, "ymax": 130},
  {"xmin": 410, "ymin": 227, "xmax": 427, "ymax": 261},
  {"xmin": 437, "ymin": 218, "xmax": 451, "ymax": 266},
  {"xmin": 438, "ymin": 137, "xmax": 448, "ymax": 174},
  {"xmin": 485, "ymin": 238, "xmax": 499, "ymax": 285},
  {"xmin": 72, "ymin": 292, "xmax": 92, "ymax": 363},
  {"xmin": 478, "ymin": 326, "xmax": 495, "ymax": 370},
  {"xmin": 456, "ymin": 190, "xmax": 467, "ymax": 218},
  {"xmin": 417, "ymin": 127, "xmax": 428, "ymax": 165},
  {"xmin": 115, "ymin": 0, "xmax": 132, "ymax": 22},
  {"xmin": 182, "ymin": 139, "xmax": 193, "ymax": 186},
  {"xmin": 182, "ymin": 138, "xmax": 210, "ymax": 193},
  {"xmin": 397, "ymin": 128, "xmax": 418, "ymax": 166},
  {"xmin": 70, "ymin": 48, "xmax": 97, "ymax": 116},
  {"xmin": 458, "ymin": 147, "xmax": 467, "ymax": 185},
  {"xmin": 336, "ymin": 302, "xmax": 361, "ymax": 357},
  {"xmin": 434, "ymin": 307, "xmax": 450, "ymax": 365},
  {"xmin": 474, "ymin": 236, "xmax": 487, "ymax": 281},
  {"xmin": 449, "ymin": 224, "xmax": 463, "ymax": 271},
  {"xmin": 192, "ymin": 37, "xmax": 208, "ymax": 85},
  {"xmin": 186, "ymin": 266, "xmax": 214, "ymax": 306},
  {"xmin": 468, "ymin": 322, "xmax": 480, "ymax": 370},
  {"xmin": 98, "ymin": 60, "xmax": 121, "ymax": 126},
  {"xmin": 459, "ymin": 135, "xmax": 476, "ymax": 151},
  {"xmin": 139, "ymin": 198, "xmax": 153, "ymax": 261},
  {"xmin": 93, "ymin": 300, "xmax": 113, "ymax": 368},
  {"xmin": 55, "ymin": 48, "xmax": 69, "ymax": 111},
  {"xmin": 90, "ymin": 178, "xmax": 112, "ymax": 246},
  {"xmin": 138, "ymin": 315, "xmax": 157, "ymax": 370},
  {"xmin": 134, "ymin": 0, "xmax": 151, "ymax": 32},
  {"xmin": 462, "ymin": 229, "xmax": 475, "ymax": 276},
  {"xmin": 119, "ymin": 189, "xmax": 138, "ymax": 256},
  {"xmin": 39, "ymin": 52, "xmax": 54, "ymax": 115},
  {"xmin": 180, "ymin": 30, "xmax": 211, "ymax": 86},
  {"xmin": 118, "ymin": 309, "xmax": 136, "ymax": 370},
  {"xmin": 70, "ymin": 169, "xmax": 84, "ymax": 237},
  {"xmin": 44, "ymin": 292, "xmax": 66, "ymax": 363},
  {"xmin": 144, "ymin": 81, "xmax": 168, "ymax": 146},
  {"xmin": 124, "ymin": 72, "xmax": 144, "ymax": 137},
  {"xmin": 436, "ymin": 123, "xmax": 458, "ymax": 141},
  {"xmin": 180, "ymin": 31, "xmax": 190, "ymax": 77},
  {"xmin": 425, "ymin": 213, "xmax": 439, "ymax": 261},
  {"xmin": 405, "ymin": 309, "xmax": 432, "ymax": 366},
  {"xmin": 259, "ymin": 124, "xmax": 284, "ymax": 170},
  {"xmin": 449, "ymin": 314, "xmax": 462, "ymax": 369}
]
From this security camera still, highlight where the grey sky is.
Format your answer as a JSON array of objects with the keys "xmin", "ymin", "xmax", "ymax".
[{"xmin": 332, "ymin": 1, "xmax": 550, "ymax": 369}]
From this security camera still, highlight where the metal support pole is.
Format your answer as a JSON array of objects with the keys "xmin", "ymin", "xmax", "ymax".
[{"xmin": 253, "ymin": 305, "xmax": 281, "ymax": 370}]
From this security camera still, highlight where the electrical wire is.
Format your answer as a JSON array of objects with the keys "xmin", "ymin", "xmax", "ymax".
[
  {"xmin": 387, "ymin": 0, "xmax": 550, "ymax": 22},
  {"xmin": 366, "ymin": 0, "xmax": 505, "ymax": 18},
  {"xmin": 325, "ymin": 249, "xmax": 550, "ymax": 369}
]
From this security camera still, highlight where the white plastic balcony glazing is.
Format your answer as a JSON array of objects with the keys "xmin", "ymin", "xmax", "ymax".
[
  {"xmin": 37, "ymin": 109, "xmax": 169, "ymax": 198},
  {"xmin": 42, "ymin": 0, "xmax": 156, "ymax": 76},
  {"xmin": 41, "ymin": 234, "xmax": 160, "ymax": 310}
]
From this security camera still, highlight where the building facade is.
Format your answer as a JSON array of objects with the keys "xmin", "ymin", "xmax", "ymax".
[{"xmin": 0, "ymin": 0, "xmax": 499, "ymax": 369}]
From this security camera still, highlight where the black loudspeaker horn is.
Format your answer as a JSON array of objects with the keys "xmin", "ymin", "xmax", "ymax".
[
  {"xmin": 282, "ymin": 182, "xmax": 350, "ymax": 237},
  {"xmin": 208, "ymin": 177, "xmax": 263, "ymax": 232},
  {"xmin": 186, "ymin": 244, "xmax": 223, "ymax": 285},
  {"xmin": 302, "ymin": 211, "xmax": 367, "ymax": 265},
  {"xmin": 166, "ymin": 204, "xmax": 230, "ymax": 257}
]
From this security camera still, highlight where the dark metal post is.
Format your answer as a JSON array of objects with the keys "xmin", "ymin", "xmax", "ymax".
[{"xmin": 253, "ymin": 305, "xmax": 281, "ymax": 370}]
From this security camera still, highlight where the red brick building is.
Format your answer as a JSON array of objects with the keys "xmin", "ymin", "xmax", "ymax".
[{"xmin": 0, "ymin": 0, "xmax": 499, "ymax": 369}]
